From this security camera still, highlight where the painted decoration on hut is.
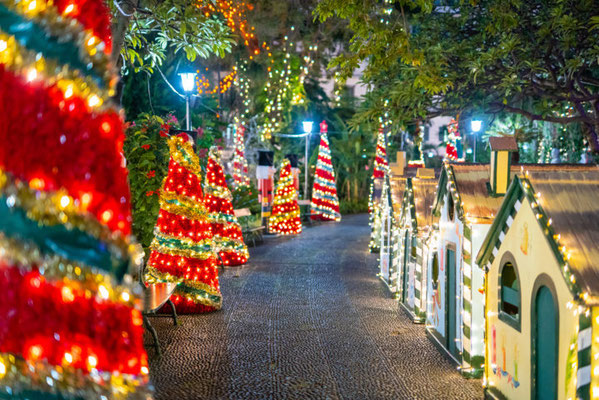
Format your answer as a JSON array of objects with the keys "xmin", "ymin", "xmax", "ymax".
[
  {"xmin": 491, "ymin": 332, "xmax": 521, "ymax": 389},
  {"xmin": 520, "ymin": 223, "xmax": 529, "ymax": 255}
]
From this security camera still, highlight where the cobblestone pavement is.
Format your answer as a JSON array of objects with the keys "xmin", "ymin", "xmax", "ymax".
[{"xmin": 147, "ymin": 214, "xmax": 484, "ymax": 399}]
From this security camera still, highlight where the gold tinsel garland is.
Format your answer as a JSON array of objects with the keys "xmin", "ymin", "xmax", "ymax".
[
  {"xmin": 0, "ymin": 168, "xmax": 140, "ymax": 268},
  {"xmin": 167, "ymin": 136, "xmax": 201, "ymax": 174},
  {"xmin": 0, "ymin": 32, "xmax": 114, "ymax": 110},
  {"xmin": 0, "ymin": 352, "xmax": 150, "ymax": 400},
  {"xmin": 158, "ymin": 190, "xmax": 209, "ymax": 221},
  {"xmin": 2, "ymin": 0, "xmax": 116, "ymax": 86},
  {"xmin": 144, "ymin": 265, "xmax": 221, "ymax": 299},
  {"xmin": 148, "ymin": 242, "xmax": 214, "ymax": 260}
]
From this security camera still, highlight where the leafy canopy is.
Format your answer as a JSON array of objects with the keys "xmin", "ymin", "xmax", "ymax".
[
  {"xmin": 316, "ymin": 0, "xmax": 599, "ymax": 149},
  {"xmin": 110, "ymin": 0, "xmax": 235, "ymax": 74}
]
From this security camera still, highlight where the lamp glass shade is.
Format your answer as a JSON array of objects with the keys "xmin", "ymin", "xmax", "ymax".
[
  {"xmin": 471, "ymin": 120, "xmax": 483, "ymax": 133},
  {"xmin": 302, "ymin": 121, "xmax": 314, "ymax": 134},
  {"xmin": 179, "ymin": 73, "xmax": 197, "ymax": 93}
]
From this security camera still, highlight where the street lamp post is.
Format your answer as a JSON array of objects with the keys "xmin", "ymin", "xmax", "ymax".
[
  {"xmin": 471, "ymin": 119, "xmax": 482, "ymax": 162},
  {"xmin": 179, "ymin": 72, "xmax": 197, "ymax": 130},
  {"xmin": 302, "ymin": 121, "xmax": 313, "ymax": 200}
]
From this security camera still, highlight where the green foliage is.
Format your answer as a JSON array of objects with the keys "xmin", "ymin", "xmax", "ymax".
[
  {"xmin": 339, "ymin": 199, "xmax": 369, "ymax": 215},
  {"xmin": 110, "ymin": 0, "xmax": 235, "ymax": 74},
  {"xmin": 331, "ymin": 126, "xmax": 376, "ymax": 203},
  {"xmin": 316, "ymin": 0, "xmax": 599, "ymax": 150},
  {"xmin": 231, "ymin": 183, "xmax": 260, "ymax": 215},
  {"xmin": 123, "ymin": 114, "xmax": 178, "ymax": 251}
]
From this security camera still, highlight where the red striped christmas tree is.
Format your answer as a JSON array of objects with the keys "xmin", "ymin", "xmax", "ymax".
[
  {"xmin": 269, "ymin": 159, "xmax": 302, "ymax": 235},
  {"xmin": 311, "ymin": 121, "xmax": 341, "ymax": 221},
  {"xmin": 204, "ymin": 147, "xmax": 249, "ymax": 266},
  {"xmin": 145, "ymin": 135, "xmax": 222, "ymax": 313}
]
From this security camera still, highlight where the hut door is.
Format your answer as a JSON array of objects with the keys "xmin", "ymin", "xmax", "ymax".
[
  {"xmin": 533, "ymin": 286, "xmax": 557, "ymax": 400},
  {"xmin": 446, "ymin": 247, "xmax": 458, "ymax": 358}
]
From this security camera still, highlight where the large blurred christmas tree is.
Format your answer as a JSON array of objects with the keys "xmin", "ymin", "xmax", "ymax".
[
  {"xmin": 204, "ymin": 147, "xmax": 249, "ymax": 266},
  {"xmin": 0, "ymin": 0, "xmax": 150, "ymax": 397},
  {"xmin": 146, "ymin": 135, "xmax": 222, "ymax": 313}
]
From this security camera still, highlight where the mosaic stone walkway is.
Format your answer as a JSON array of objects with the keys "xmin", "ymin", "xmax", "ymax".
[{"xmin": 147, "ymin": 214, "xmax": 483, "ymax": 399}]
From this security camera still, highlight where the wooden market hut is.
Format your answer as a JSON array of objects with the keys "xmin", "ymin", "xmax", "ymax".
[
  {"xmin": 427, "ymin": 137, "xmax": 519, "ymax": 377},
  {"xmin": 395, "ymin": 168, "xmax": 438, "ymax": 323},
  {"xmin": 476, "ymin": 165, "xmax": 599, "ymax": 400}
]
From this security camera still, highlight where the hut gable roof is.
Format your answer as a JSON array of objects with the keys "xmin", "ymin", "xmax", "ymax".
[
  {"xmin": 402, "ymin": 168, "xmax": 440, "ymax": 235},
  {"xmin": 390, "ymin": 167, "xmax": 419, "ymax": 222},
  {"xmin": 411, "ymin": 177, "xmax": 438, "ymax": 235},
  {"xmin": 390, "ymin": 176, "xmax": 407, "ymax": 219},
  {"xmin": 433, "ymin": 163, "xmax": 514, "ymax": 224},
  {"xmin": 477, "ymin": 165, "xmax": 599, "ymax": 300}
]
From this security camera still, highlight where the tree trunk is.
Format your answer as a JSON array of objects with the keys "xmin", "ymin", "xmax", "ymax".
[{"xmin": 110, "ymin": 0, "xmax": 138, "ymax": 106}]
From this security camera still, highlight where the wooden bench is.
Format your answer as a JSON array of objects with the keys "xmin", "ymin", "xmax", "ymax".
[
  {"xmin": 234, "ymin": 208, "xmax": 265, "ymax": 246},
  {"xmin": 140, "ymin": 265, "xmax": 178, "ymax": 357},
  {"xmin": 297, "ymin": 199, "xmax": 313, "ymax": 226}
]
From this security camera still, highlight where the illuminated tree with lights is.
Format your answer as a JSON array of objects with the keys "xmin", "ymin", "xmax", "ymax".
[
  {"xmin": 204, "ymin": 147, "xmax": 249, "ymax": 266},
  {"xmin": 311, "ymin": 121, "xmax": 341, "ymax": 221},
  {"xmin": 368, "ymin": 126, "xmax": 389, "ymax": 251},
  {"xmin": 232, "ymin": 124, "xmax": 250, "ymax": 187},
  {"xmin": 269, "ymin": 159, "xmax": 302, "ymax": 235},
  {"xmin": 146, "ymin": 135, "xmax": 222, "ymax": 313},
  {"xmin": 0, "ymin": 0, "xmax": 150, "ymax": 397}
]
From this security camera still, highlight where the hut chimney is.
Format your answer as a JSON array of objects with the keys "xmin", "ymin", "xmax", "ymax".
[
  {"xmin": 390, "ymin": 151, "xmax": 406, "ymax": 176},
  {"xmin": 489, "ymin": 137, "xmax": 518, "ymax": 195}
]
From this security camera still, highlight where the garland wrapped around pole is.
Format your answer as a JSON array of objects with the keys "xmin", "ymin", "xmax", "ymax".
[
  {"xmin": 145, "ymin": 134, "xmax": 222, "ymax": 313},
  {"xmin": 269, "ymin": 158, "xmax": 302, "ymax": 235},
  {"xmin": 204, "ymin": 146, "xmax": 249, "ymax": 266},
  {"xmin": 368, "ymin": 126, "xmax": 389, "ymax": 252},
  {"xmin": 310, "ymin": 120, "xmax": 341, "ymax": 221},
  {"xmin": 232, "ymin": 124, "xmax": 250, "ymax": 188}
]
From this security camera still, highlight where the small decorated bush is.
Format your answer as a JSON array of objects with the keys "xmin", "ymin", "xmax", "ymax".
[{"xmin": 123, "ymin": 113, "xmax": 179, "ymax": 252}]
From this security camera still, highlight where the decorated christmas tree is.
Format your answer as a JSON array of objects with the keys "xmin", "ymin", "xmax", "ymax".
[
  {"xmin": 145, "ymin": 135, "xmax": 222, "ymax": 313},
  {"xmin": 368, "ymin": 126, "xmax": 389, "ymax": 251},
  {"xmin": 232, "ymin": 124, "xmax": 250, "ymax": 188},
  {"xmin": 205, "ymin": 147, "xmax": 249, "ymax": 266},
  {"xmin": 311, "ymin": 121, "xmax": 341, "ymax": 221},
  {"xmin": 269, "ymin": 158, "xmax": 302, "ymax": 235},
  {"xmin": 0, "ymin": 0, "xmax": 150, "ymax": 397}
]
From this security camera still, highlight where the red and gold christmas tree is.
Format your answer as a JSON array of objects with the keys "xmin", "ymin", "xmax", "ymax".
[
  {"xmin": 0, "ymin": 0, "xmax": 150, "ymax": 397},
  {"xmin": 205, "ymin": 147, "xmax": 249, "ymax": 266},
  {"xmin": 311, "ymin": 121, "xmax": 341, "ymax": 221},
  {"xmin": 268, "ymin": 159, "xmax": 302, "ymax": 235},
  {"xmin": 145, "ymin": 135, "xmax": 222, "ymax": 313}
]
